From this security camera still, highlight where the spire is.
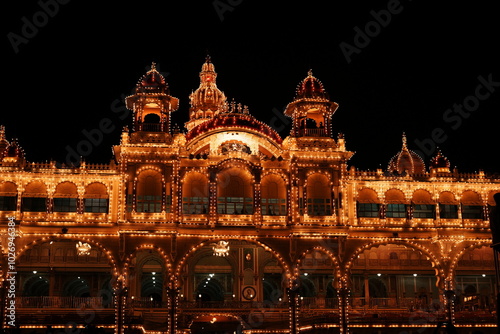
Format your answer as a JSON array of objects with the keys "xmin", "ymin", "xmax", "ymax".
[
  {"xmin": 186, "ymin": 56, "xmax": 228, "ymax": 131},
  {"xmin": 402, "ymin": 132, "xmax": 408, "ymax": 150}
]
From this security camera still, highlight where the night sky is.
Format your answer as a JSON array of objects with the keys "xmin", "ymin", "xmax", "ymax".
[{"xmin": 3, "ymin": 1, "xmax": 499, "ymax": 172}]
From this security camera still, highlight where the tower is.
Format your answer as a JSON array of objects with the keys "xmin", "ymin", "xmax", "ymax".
[
  {"xmin": 185, "ymin": 56, "xmax": 227, "ymax": 131},
  {"xmin": 284, "ymin": 70, "xmax": 338, "ymax": 137},
  {"xmin": 125, "ymin": 63, "xmax": 179, "ymax": 134}
]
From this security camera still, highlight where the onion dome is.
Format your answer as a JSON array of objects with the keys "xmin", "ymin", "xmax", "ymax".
[
  {"xmin": 284, "ymin": 70, "xmax": 338, "ymax": 138},
  {"xmin": 387, "ymin": 134, "xmax": 426, "ymax": 175},
  {"xmin": 134, "ymin": 62, "xmax": 169, "ymax": 94},
  {"xmin": 186, "ymin": 56, "xmax": 228, "ymax": 131},
  {"xmin": 185, "ymin": 110, "xmax": 283, "ymax": 145},
  {"xmin": 2, "ymin": 138, "xmax": 25, "ymax": 163},
  {"xmin": 430, "ymin": 149, "xmax": 451, "ymax": 173},
  {"xmin": 295, "ymin": 70, "xmax": 330, "ymax": 100}
]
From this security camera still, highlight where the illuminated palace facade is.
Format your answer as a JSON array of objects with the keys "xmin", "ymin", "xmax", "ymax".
[{"xmin": 1, "ymin": 58, "xmax": 499, "ymax": 334}]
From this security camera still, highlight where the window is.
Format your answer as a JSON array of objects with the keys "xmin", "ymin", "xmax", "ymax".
[
  {"xmin": 462, "ymin": 205, "xmax": 483, "ymax": 219},
  {"xmin": 137, "ymin": 195, "xmax": 162, "ymax": 213},
  {"xmin": 183, "ymin": 196, "xmax": 208, "ymax": 214},
  {"xmin": 84, "ymin": 198, "xmax": 108, "ymax": 213},
  {"xmin": 439, "ymin": 204, "xmax": 458, "ymax": 219},
  {"xmin": 262, "ymin": 198, "xmax": 286, "ymax": 216},
  {"xmin": 386, "ymin": 204, "xmax": 406, "ymax": 218},
  {"xmin": 0, "ymin": 196, "xmax": 16, "ymax": 211},
  {"xmin": 357, "ymin": 203, "xmax": 380, "ymax": 218},
  {"xmin": 413, "ymin": 204, "xmax": 435, "ymax": 218},
  {"xmin": 307, "ymin": 198, "xmax": 331, "ymax": 216},
  {"xmin": 21, "ymin": 197, "xmax": 47, "ymax": 212},
  {"xmin": 53, "ymin": 198, "xmax": 77, "ymax": 212},
  {"xmin": 217, "ymin": 197, "xmax": 253, "ymax": 215}
]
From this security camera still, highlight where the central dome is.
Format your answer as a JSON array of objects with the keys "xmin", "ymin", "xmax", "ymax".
[{"xmin": 387, "ymin": 134, "xmax": 425, "ymax": 175}]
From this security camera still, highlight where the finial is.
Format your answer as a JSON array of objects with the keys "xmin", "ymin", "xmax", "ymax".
[
  {"xmin": 308, "ymin": 69, "xmax": 313, "ymax": 77},
  {"xmin": 205, "ymin": 54, "xmax": 211, "ymax": 63},
  {"xmin": 150, "ymin": 62, "xmax": 157, "ymax": 71},
  {"xmin": 402, "ymin": 132, "xmax": 407, "ymax": 149},
  {"xmin": 0, "ymin": 125, "xmax": 5, "ymax": 139}
]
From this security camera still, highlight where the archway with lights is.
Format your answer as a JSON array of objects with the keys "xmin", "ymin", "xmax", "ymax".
[
  {"xmin": 176, "ymin": 238, "xmax": 291, "ymax": 332},
  {"xmin": 15, "ymin": 237, "xmax": 117, "ymax": 323}
]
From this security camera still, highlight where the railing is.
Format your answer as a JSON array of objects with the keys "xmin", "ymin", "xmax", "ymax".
[
  {"xmin": 16, "ymin": 296, "xmax": 113, "ymax": 309},
  {"xmin": 129, "ymin": 297, "xmax": 168, "ymax": 308},
  {"xmin": 179, "ymin": 300, "xmax": 288, "ymax": 309},
  {"xmin": 350, "ymin": 297, "xmax": 441, "ymax": 310},
  {"xmin": 299, "ymin": 128, "xmax": 328, "ymax": 137},
  {"xmin": 139, "ymin": 123, "xmax": 162, "ymax": 132},
  {"xmin": 300, "ymin": 297, "xmax": 338, "ymax": 309}
]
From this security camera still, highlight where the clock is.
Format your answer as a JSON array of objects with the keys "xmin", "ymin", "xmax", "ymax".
[{"xmin": 242, "ymin": 286, "xmax": 256, "ymax": 300}]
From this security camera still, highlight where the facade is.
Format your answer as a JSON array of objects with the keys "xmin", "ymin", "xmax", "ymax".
[{"xmin": 0, "ymin": 57, "xmax": 499, "ymax": 334}]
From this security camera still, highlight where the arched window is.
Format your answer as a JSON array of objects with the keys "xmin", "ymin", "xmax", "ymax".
[
  {"xmin": 261, "ymin": 174, "xmax": 286, "ymax": 216},
  {"xmin": 136, "ymin": 170, "xmax": 163, "ymax": 213},
  {"xmin": 385, "ymin": 189, "xmax": 406, "ymax": 218},
  {"xmin": 217, "ymin": 168, "xmax": 253, "ymax": 215},
  {"xmin": 438, "ymin": 191, "xmax": 458, "ymax": 219},
  {"xmin": 84, "ymin": 183, "xmax": 109, "ymax": 213},
  {"xmin": 357, "ymin": 188, "xmax": 380, "ymax": 218},
  {"xmin": 53, "ymin": 182, "xmax": 78, "ymax": 212},
  {"xmin": 461, "ymin": 190, "xmax": 483, "ymax": 219},
  {"xmin": 306, "ymin": 174, "xmax": 332, "ymax": 216},
  {"xmin": 412, "ymin": 189, "xmax": 435, "ymax": 218},
  {"xmin": 182, "ymin": 172, "xmax": 209, "ymax": 214},
  {"xmin": 0, "ymin": 181, "xmax": 17, "ymax": 211},
  {"xmin": 21, "ymin": 181, "xmax": 48, "ymax": 212}
]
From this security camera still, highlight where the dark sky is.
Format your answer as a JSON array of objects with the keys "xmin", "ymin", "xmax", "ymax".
[{"xmin": 3, "ymin": 1, "xmax": 499, "ymax": 172}]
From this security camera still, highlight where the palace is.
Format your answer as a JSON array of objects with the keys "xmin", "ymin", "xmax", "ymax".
[{"xmin": 0, "ymin": 57, "xmax": 499, "ymax": 334}]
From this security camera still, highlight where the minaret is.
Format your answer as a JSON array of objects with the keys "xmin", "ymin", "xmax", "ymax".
[
  {"xmin": 125, "ymin": 62, "xmax": 179, "ymax": 133},
  {"xmin": 284, "ymin": 70, "xmax": 338, "ymax": 138},
  {"xmin": 185, "ymin": 56, "xmax": 227, "ymax": 131}
]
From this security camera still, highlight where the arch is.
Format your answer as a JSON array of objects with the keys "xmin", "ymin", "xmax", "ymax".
[
  {"xmin": 344, "ymin": 240, "xmax": 444, "ymax": 287},
  {"xmin": 385, "ymin": 188, "xmax": 406, "ymax": 203},
  {"xmin": 53, "ymin": 181, "xmax": 79, "ymax": 212},
  {"xmin": 123, "ymin": 244, "xmax": 173, "ymax": 287},
  {"xmin": 448, "ymin": 241, "xmax": 493, "ymax": 283},
  {"xmin": 17, "ymin": 236, "xmax": 119, "ymax": 279},
  {"xmin": 412, "ymin": 189, "xmax": 434, "ymax": 203},
  {"xmin": 136, "ymin": 169, "xmax": 164, "ymax": 213},
  {"xmin": 22, "ymin": 275, "xmax": 49, "ymax": 297},
  {"xmin": 261, "ymin": 173, "xmax": 287, "ymax": 216},
  {"xmin": 438, "ymin": 191, "xmax": 458, "ymax": 204},
  {"xmin": 21, "ymin": 181, "xmax": 48, "ymax": 212},
  {"xmin": 461, "ymin": 190, "xmax": 484, "ymax": 219},
  {"xmin": 23, "ymin": 180, "xmax": 48, "ymax": 195},
  {"xmin": 84, "ymin": 182, "xmax": 108, "ymax": 198},
  {"xmin": 357, "ymin": 188, "xmax": 380, "ymax": 203},
  {"xmin": 0, "ymin": 181, "xmax": 18, "ymax": 211},
  {"xmin": 83, "ymin": 182, "xmax": 109, "ymax": 213},
  {"xmin": 217, "ymin": 166, "xmax": 253, "ymax": 215},
  {"xmin": 294, "ymin": 246, "xmax": 342, "ymax": 282},
  {"xmin": 461, "ymin": 190, "xmax": 482, "ymax": 205},
  {"xmin": 306, "ymin": 173, "xmax": 332, "ymax": 216},
  {"xmin": 175, "ymin": 238, "xmax": 291, "ymax": 288},
  {"xmin": 0, "ymin": 181, "xmax": 17, "ymax": 194},
  {"xmin": 182, "ymin": 172, "xmax": 209, "ymax": 215}
]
